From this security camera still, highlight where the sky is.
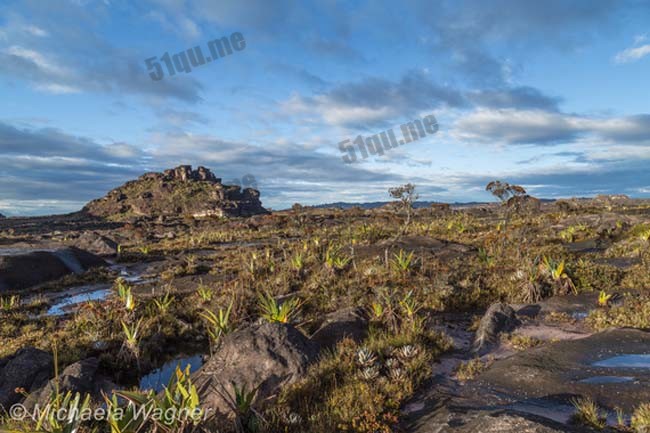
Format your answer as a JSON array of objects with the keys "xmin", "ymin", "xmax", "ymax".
[{"xmin": 1, "ymin": 0, "xmax": 649, "ymax": 216}]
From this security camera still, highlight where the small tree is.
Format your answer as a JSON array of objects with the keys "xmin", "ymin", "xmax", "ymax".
[
  {"xmin": 389, "ymin": 183, "xmax": 418, "ymax": 236},
  {"xmin": 486, "ymin": 180, "xmax": 527, "ymax": 244}
]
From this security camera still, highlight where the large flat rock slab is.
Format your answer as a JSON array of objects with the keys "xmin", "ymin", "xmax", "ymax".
[{"xmin": 476, "ymin": 328, "xmax": 650, "ymax": 411}]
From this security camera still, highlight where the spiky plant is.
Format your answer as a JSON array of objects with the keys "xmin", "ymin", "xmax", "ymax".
[
  {"xmin": 597, "ymin": 290, "xmax": 613, "ymax": 308},
  {"xmin": 570, "ymin": 397, "xmax": 606, "ymax": 429},
  {"xmin": 356, "ymin": 348, "xmax": 377, "ymax": 367},
  {"xmin": 120, "ymin": 319, "xmax": 143, "ymax": 366},
  {"xmin": 324, "ymin": 245, "xmax": 351, "ymax": 271},
  {"xmin": 153, "ymin": 293, "xmax": 174, "ymax": 313},
  {"xmin": 391, "ymin": 249, "xmax": 416, "ymax": 273},
  {"xmin": 200, "ymin": 301, "xmax": 233, "ymax": 350},
  {"xmin": 359, "ymin": 366, "xmax": 380, "ymax": 381},
  {"xmin": 257, "ymin": 292, "xmax": 301, "ymax": 324},
  {"xmin": 196, "ymin": 282, "xmax": 214, "ymax": 302},
  {"xmin": 632, "ymin": 403, "xmax": 650, "ymax": 433},
  {"xmin": 0, "ymin": 295, "xmax": 20, "ymax": 311},
  {"xmin": 396, "ymin": 344, "xmax": 419, "ymax": 360},
  {"xmin": 290, "ymin": 252, "xmax": 305, "ymax": 273}
]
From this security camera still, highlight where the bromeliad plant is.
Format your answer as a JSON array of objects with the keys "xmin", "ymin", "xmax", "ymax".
[
  {"xmin": 196, "ymin": 281, "xmax": 214, "ymax": 302},
  {"xmin": 200, "ymin": 300, "xmax": 233, "ymax": 352},
  {"xmin": 0, "ymin": 295, "xmax": 20, "ymax": 311},
  {"xmin": 115, "ymin": 278, "xmax": 136, "ymax": 312},
  {"xmin": 258, "ymin": 292, "xmax": 301, "ymax": 324},
  {"xmin": 391, "ymin": 249, "xmax": 416, "ymax": 274},
  {"xmin": 153, "ymin": 293, "xmax": 175, "ymax": 313},
  {"xmin": 324, "ymin": 245, "xmax": 351, "ymax": 272},
  {"xmin": 597, "ymin": 290, "xmax": 613, "ymax": 308},
  {"xmin": 541, "ymin": 256, "xmax": 577, "ymax": 296},
  {"xmin": 120, "ymin": 318, "xmax": 143, "ymax": 368},
  {"xmin": 108, "ymin": 365, "xmax": 204, "ymax": 433}
]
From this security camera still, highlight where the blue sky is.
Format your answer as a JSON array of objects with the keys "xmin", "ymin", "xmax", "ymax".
[{"xmin": 1, "ymin": 0, "xmax": 649, "ymax": 216}]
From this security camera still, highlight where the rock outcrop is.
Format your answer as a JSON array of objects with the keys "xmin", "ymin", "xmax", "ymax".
[
  {"xmin": 311, "ymin": 307, "xmax": 369, "ymax": 349},
  {"xmin": 0, "ymin": 247, "xmax": 105, "ymax": 292},
  {"xmin": 193, "ymin": 322, "xmax": 319, "ymax": 416},
  {"xmin": 0, "ymin": 213, "xmax": 5, "ymax": 219},
  {"xmin": 0, "ymin": 347, "xmax": 53, "ymax": 409},
  {"xmin": 24, "ymin": 358, "xmax": 116, "ymax": 408},
  {"xmin": 473, "ymin": 303, "xmax": 520, "ymax": 355},
  {"xmin": 72, "ymin": 231, "xmax": 119, "ymax": 256},
  {"xmin": 83, "ymin": 165, "xmax": 268, "ymax": 220}
]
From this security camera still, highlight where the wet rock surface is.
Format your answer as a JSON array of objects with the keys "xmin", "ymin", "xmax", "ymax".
[
  {"xmin": 0, "ymin": 347, "xmax": 53, "ymax": 409},
  {"xmin": 475, "ymin": 328, "xmax": 650, "ymax": 412},
  {"xmin": 193, "ymin": 322, "xmax": 319, "ymax": 415},
  {"xmin": 407, "ymin": 405, "xmax": 579, "ymax": 433}
]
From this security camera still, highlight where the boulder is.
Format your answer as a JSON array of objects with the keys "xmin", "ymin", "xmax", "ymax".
[
  {"xmin": 0, "ymin": 347, "xmax": 53, "ymax": 409},
  {"xmin": 311, "ymin": 307, "xmax": 369, "ymax": 349},
  {"xmin": 74, "ymin": 231, "xmax": 118, "ymax": 256},
  {"xmin": 24, "ymin": 358, "xmax": 116, "ymax": 408},
  {"xmin": 473, "ymin": 303, "xmax": 520, "ymax": 355},
  {"xmin": 193, "ymin": 322, "xmax": 319, "ymax": 416},
  {"xmin": 0, "ymin": 247, "xmax": 106, "ymax": 292},
  {"xmin": 407, "ymin": 406, "xmax": 577, "ymax": 433}
]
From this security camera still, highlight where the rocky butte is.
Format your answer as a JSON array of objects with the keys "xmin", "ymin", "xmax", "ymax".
[{"xmin": 83, "ymin": 165, "xmax": 268, "ymax": 220}]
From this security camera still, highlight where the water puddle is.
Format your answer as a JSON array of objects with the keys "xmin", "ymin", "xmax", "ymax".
[
  {"xmin": 139, "ymin": 355, "xmax": 204, "ymax": 393},
  {"xmin": 571, "ymin": 311, "xmax": 589, "ymax": 320},
  {"xmin": 593, "ymin": 354, "xmax": 650, "ymax": 368},
  {"xmin": 578, "ymin": 376, "xmax": 635, "ymax": 384},
  {"xmin": 46, "ymin": 284, "xmax": 111, "ymax": 316}
]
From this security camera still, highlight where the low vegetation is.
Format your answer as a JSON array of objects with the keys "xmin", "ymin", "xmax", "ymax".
[{"xmin": 1, "ymin": 183, "xmax": 650, "ymax": 433}]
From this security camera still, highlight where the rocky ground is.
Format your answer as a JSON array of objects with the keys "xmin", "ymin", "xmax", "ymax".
[{"xmin": 0, "ymin": 178, "xmax": 649, "ymax": 433}]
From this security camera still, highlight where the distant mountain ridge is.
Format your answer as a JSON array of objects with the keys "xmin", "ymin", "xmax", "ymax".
[{"xmin": 304, "ymin": 200, "xmax": 549, "ymax": 210}]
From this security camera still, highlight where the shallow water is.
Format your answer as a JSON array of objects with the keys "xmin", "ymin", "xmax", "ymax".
[
  {"xmin": 578, "ymin": 376, "xmax": 635, "ymax": 384},
  {"xmin": 46, "ymin": 284, "xmax": 111, "ymax": 315},
  {"xmin": 139, "ymin": 355, "xmax": 204, "ymax": 393},
  {"xmin": 593, "ymin": 354, "xmax": 650, "ymax": 368}
]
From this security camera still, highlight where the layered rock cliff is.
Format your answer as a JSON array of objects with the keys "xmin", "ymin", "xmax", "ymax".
[{"xmin": 83, "ymin": 165, "xmax": 268, "ymax": 220}]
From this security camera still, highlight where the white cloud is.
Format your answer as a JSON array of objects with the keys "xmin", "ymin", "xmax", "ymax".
[
  {"xmin": 23, "ymin": 25, "xmax": 49, "ymax": 37},
  {"xmin": 34, "ymin": 83, "xmax": 80, "ymax": 94},
  {"xmin": 614, "ymin": 43, "xmax": 650, "ymax": 63},
  {"xmin": 5, "ymin": 45, "xmax": 72, "ymax": 77}
]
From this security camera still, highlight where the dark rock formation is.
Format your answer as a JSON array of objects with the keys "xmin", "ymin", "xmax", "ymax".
[
  {"xmin": 73, "ymin": 231, "xmax": 118, "ymax": 256},
  {"xmin": 473, "ymin": 303, "xmax": 520, "ymax": 355},
  {"xmin": 0, "ymin": 247, "xmax": 106, "ymax": 292},
  {"xmin": 24, "ymin": 358, "xmax": 116, "ymax": 408},
  {"xmin": 83, "ymin": 165, "xmax": 268, "ymax": 220},
  {"xmin": 193, "ymin": 322, "xmax": 319, "ymax": 416},
  {"xmin": 311, "ymin": 307, "xmax": 369, "ymax": 349},
  {"xmin": 0, "ymin": 213, "xmax": 5, "ymax": 219},
  {"xmin": 0, "ymin": 347, "xmax": 53, "ymax": 409}
]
